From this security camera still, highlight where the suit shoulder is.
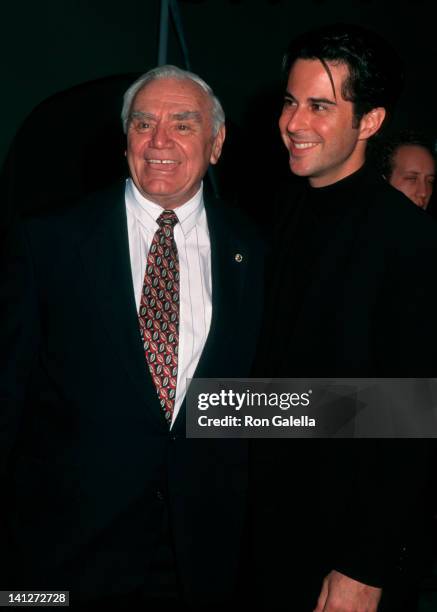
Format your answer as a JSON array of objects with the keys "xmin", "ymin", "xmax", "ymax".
[
  {"xmin": 205, "ymin": 197, "xmax": 266, "ymax": 249},
  {"xmin": 367, "ymin": 179, "xmax": 437, "ymax": 245},
  {"xmin": 15, "ymin": 182, "xmax": 125, "ymax": 244}
]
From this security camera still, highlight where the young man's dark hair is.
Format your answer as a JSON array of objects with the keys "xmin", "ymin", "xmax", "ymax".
[{"xmin": 283, "ymin": 22, "xmax": 405, "ymax": 128}]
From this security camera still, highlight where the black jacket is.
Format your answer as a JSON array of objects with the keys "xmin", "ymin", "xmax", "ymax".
[
  {"xmin": 0, "ymin": 183, "xmax": 264, "ymax": 606},
  {"xmin": 252, "ymin": 165, "xmax": 437, "ymax": 607}
]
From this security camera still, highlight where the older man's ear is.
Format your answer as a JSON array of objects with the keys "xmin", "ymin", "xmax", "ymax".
[{"xmin": 210, "ymin": 124, "xmax": 226, "ymax": 165}]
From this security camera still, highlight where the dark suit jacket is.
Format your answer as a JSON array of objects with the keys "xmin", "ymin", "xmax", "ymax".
[
  {"xmin": 252, "ymin": 165, "xmax": 437, "ymax": 608},
  {"xmin": 0, "ymin": 183, "xmax": 264, "ymax": 606}
]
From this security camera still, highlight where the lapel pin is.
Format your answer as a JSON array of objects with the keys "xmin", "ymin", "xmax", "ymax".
[{"xmin": 234, "ymin": 253, "xmax": 243, "ymax": 263}]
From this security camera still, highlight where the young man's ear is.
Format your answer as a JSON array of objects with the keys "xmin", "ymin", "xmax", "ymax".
[{"xmin": 358, "ymin": 107, "xmax": 386, "ymax": 141}]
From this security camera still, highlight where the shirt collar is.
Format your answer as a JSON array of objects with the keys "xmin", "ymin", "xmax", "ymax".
[{"xmin": 125, "ymin": 178, "xmax": 205, "ymax": 237}]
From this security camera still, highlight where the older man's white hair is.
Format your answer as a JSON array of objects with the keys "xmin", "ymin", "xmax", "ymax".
[{"xmin": 121, "ymin": 65, "xmax": 225, "ymax": 136}]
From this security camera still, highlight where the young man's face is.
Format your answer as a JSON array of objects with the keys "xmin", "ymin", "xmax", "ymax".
[
  {"xmin": 389, "ymin": 145, "xmax": 435, "ymax": 210},
  {"xmin": 279, "ymin": 58, "xmax": 367, "ymax": 187}
]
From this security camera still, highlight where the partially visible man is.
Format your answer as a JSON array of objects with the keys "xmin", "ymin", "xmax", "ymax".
[
  {"xmin": 253, "ymin": 24, "xmax": 437, "ymax": 612},
  {"xmin": 0, "ymin": 65, "xmax": 263, "ymax": 610},
  {"xmin": 378, "ymin": 131, "xmax": 436, "ymax": 209}
]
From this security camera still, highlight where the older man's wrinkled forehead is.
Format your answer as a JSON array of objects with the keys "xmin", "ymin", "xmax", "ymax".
[{"xmin": 131, "ymin": 77, "xmax": 214, "ymax": 126}]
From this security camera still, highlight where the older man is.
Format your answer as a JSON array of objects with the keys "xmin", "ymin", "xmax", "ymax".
[{"xmin": 0, "ymin": 66, "xmax": 263, "ymax": 610}]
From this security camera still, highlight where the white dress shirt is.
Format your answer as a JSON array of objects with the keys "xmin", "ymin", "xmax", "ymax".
[{"xmin": 125, "ymin": 178, "xmax": 212, "ymax": 425}]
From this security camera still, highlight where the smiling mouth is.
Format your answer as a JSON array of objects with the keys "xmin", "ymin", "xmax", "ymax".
[
  {"xmin": 146, "ymin": 159, "xmax": 179, "ymax": 165},
  {"xmin": 292, "ymin": 141, "xmax": 319, "ymax": 150}
]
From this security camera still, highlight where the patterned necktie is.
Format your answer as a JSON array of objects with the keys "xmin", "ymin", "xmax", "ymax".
[{"xmin": 138, "ymin": 210, "xmax": 180, "ymax": 425}]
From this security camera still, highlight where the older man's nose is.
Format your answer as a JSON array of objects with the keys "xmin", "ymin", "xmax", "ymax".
[{"xmin": 150, "ymin": 123, "xmax": 172, "ymax": 148}]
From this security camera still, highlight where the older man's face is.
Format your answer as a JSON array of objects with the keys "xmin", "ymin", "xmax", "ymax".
[{"xmin": 126, "ymin": 78, "xmax": 225, "ymax": 209}]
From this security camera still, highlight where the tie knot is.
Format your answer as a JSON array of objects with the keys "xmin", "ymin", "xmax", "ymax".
[{"xmin": 157, "ymin": 210, "xmax": 179, "ymax": 228}]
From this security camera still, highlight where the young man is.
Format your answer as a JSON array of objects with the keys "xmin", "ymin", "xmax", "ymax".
[{"xmin": 254, "ymin": 24, "xmax": 437, "ymax": 612}]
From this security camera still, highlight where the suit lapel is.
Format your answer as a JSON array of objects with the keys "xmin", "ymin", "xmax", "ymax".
[
  {"xmin": 196, "ymin": 199, "xmax": 247, "ymax": 376},
  {"xmin": 172, "ymin": 197, "xmax": 249, "ymax": 434},
  {"xmin": 78, "ymin": 185, "xmax": 167, "ymax": 430}
]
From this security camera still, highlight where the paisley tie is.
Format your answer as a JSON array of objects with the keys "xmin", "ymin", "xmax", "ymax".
[{"xmin": 138, "ymin": 210, "xmax": 180, "ymax": 425}]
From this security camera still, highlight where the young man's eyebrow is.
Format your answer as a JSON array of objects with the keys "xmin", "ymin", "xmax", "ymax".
[
  {"xmin": 308, "ymin": 96, "xmax": 337, "ymax": 106},
  {"xmin": 283, "ymin": 91, "xmax": 336, "ymax": 106}
]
